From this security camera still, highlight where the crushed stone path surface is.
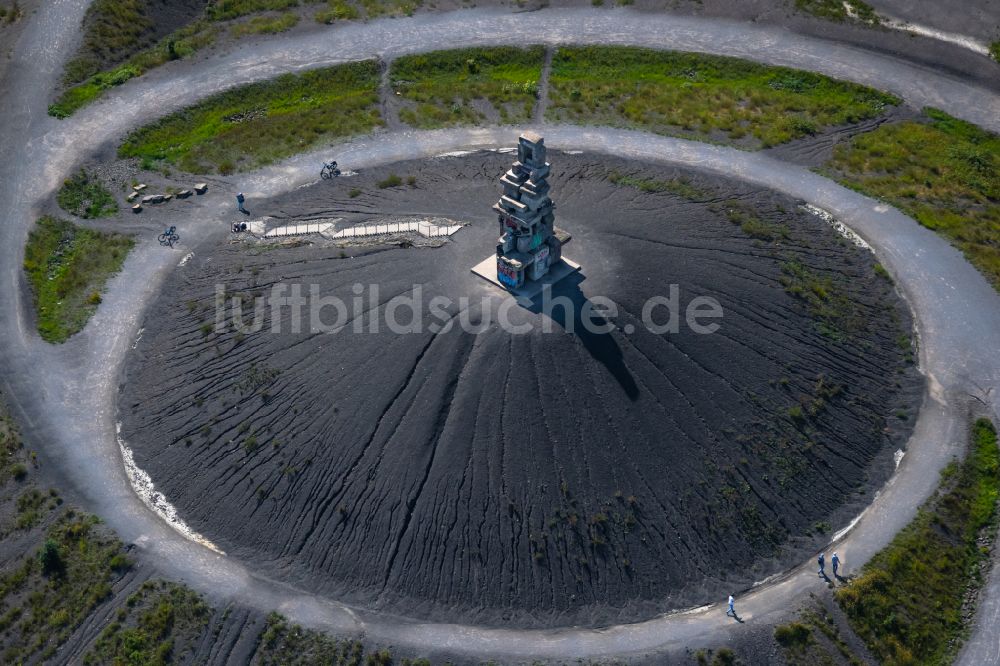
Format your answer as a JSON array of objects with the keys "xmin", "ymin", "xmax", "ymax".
[{"xmin": 0, "ymin": 5, "xmax": 998, "ymax": 661}]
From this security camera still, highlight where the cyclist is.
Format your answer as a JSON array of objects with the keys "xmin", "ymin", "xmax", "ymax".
[{"xmin": 322, "ymin": 160, "xmax": 340, "ymax": 179}]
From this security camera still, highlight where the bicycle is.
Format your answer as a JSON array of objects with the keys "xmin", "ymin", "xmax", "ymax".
[
  {"xmin": 158, "ymin": 226, "xmax": 180, "ymax": 247},
  {"xmin": 320, "ymin": 160, "xmax": 341, "ymax": 180}
]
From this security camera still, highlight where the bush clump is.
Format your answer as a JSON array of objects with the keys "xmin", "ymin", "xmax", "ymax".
[{"xmin": 56, "ymin": 169, "xmax": 118, "ymax": 218}]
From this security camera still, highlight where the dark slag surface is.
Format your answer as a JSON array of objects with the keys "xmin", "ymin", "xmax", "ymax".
[{"xmin": 118, "ymin": 152, "xmax": 922, "ymax": 627}]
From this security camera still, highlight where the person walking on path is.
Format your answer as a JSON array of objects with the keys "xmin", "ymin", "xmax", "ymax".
[
  {"xmin": 832, "ymin": 552, "xmax": 840, "ymax": 577},
  {"xmin": 726, "ymin": 594, "xmax": 736, "ymax": 618},
  {"xmin": 818, "ymin": 552, "xmax": 826, "ymax": 577},
  {"xmin": 236, "ymin": 192, "xmax": 247, "ymax": 214}
]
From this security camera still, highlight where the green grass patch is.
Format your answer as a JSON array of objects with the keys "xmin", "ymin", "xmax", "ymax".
[
  {"xmin": 725, "ymin": 202, "xmax": 790, "ymax": 241},
  {"xmin": 23, "ymin": 216, "xmax": 134, "ymax": 343},
  {"xmin": 56, "ymin": 169, "xmax": 118, "ymax": 218},
  {"xmin": 207, "ymin": 0, "xmax": 299, "ymax": 21},
  {"xmin": 0, "ymin": 513, "xmax": 127, "ymax": 663},
  {"xmin": 391, "ymin": 46, "xmax": 544, "ymax": 128},
  {"xmin": 315, "ymin": 0, "xmax": 423, "ymax": 24},
  {"xmin": 546, "ymin": 46, "xmax": 898, "ymax": 148},
  {"xmin": 779, "ymin": 259, "xmax": 862, "ymax": 339},
  {"xmin": 314, "ymin": 0, "xmax": 361, "ymax": 22},
  {"xmin": 827, "ymin": 108, "xmax": 1000, "ymax": 290},
  {"xmin": 84, "ymin": 580, "xmax": 211, "ymax": 665},
  {"xmin": 991, "ymin": 41, "xmax": 1000, "ymax": 63},
  {"xmin": 835, "ymin": 418, "xmax": 999, "ymax": 665},
  {"xmin": 795, "ymin": 0, "xmax": 880, "ymax": 25},
  {"xmin": 118, "ymin": 60, "xmax": 382, "ymax": 174},
  {"xmin": 231, "ymin": 11, "xmax": 299, "ymax": 36},
  {"xmin": 315, "ymin": 0, "xmax": 420, "ymax": 22},
  {"xmin": 606, "ymin": 170, "xmax": 710, "ymax": 200}
]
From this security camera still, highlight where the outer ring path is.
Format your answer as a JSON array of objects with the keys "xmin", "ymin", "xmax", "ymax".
[{"xmin": 1, "ymin": 5, "xmax": 999, "ymax": 662}]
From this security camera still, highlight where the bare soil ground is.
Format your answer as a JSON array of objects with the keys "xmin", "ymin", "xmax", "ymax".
[{"xmin": 118, "ymin": 152, "xmax": 922, "ymax": 628}]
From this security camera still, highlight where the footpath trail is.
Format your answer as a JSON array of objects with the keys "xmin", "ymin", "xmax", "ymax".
[{"xmin": 0, "ymin": 5, "xmax": 998, "ymax": 662}]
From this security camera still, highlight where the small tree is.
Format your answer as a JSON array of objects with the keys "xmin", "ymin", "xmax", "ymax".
[{"xmin": 39, "ymin": 538, "xmax": 64, "ymax": 576}]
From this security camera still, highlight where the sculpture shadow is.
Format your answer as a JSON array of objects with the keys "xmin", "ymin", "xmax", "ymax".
[{"xmin": 524, "ymin": 272, "xmax": 639, "ymax": 401}]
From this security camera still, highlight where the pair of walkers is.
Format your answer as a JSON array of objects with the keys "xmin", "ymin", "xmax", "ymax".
[
  {"xmin": 727, "ymin": 551, "xmax": 843, "ymax": 621},
  {"xmin": 817, "ymin": 551, "xmax": 841, "ymax": 578}
]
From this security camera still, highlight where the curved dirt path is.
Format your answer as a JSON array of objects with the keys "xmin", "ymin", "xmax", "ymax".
[{"xmin": 1, "ymin": 5, "xmax": 999, "ymax": 662}]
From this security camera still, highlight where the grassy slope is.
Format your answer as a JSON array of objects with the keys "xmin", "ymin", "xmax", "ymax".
[
  {"xmin": 61, "ymin": 0, "xmax": 154, "ymax": 86},
  {"xmin": 83, "ymin": 580, "xmax": 211, "ymax": 664},
  {"xmin": 23, "ymin": 216, "xmax": 134, "ymax": 343},
  {"xmin": 0, "ymin": 394, "xmax": 220, "ymax": 664},
  {"xmin": 774, "ymin": 605, "xmax": 866, "ymax": 666},
  {"xmin": 51, "ymin": 0, "xmax": 425, "ymax": 118},
  {"xmin": 50, "ymin": 0, "xmax": 302, "ymax": 119},
  {"xmin": 49, "ymin": 17, "xmax": 219, "ymax": 119},
  {"xmin": 0, "ymin": 396, "xmax": 133, "ymax": 663},
  {"xmin": 827, "ymin": 109, "xmax": 1000, "ymax": 291},
  {"xmin": 118, "ymin": 60, "xmax": 382, "ymax": 174},
  {"xmin": 255, "ymin": 613, "xmax": 426, "ymax": 665},
  {"xmin": 546, "ymin": 46, "xmax": 898, "ymax": 148},
  {"xmin": 0, "ymin": 513, "xmax": 132, "ymax": 663},
  {"xmin": 391, "ymin": 46, "xmax": 544, "ymax": 128},
  {"xmin": 834, "ymin": 418, "xmax": 999, "ymax": 665}
]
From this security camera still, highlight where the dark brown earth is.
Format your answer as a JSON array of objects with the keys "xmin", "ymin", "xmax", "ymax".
[{"xmin": 118, "ymin": 152, "xmax": 922, "ymax": 628}]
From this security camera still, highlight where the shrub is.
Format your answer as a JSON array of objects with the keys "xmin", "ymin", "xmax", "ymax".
[
  {"xmin": 315, "ymin": 0, "xmax": 360, "ymax": 22},
  {"xmin": 377, "ymin": 173, "xmax": 402, "ymax": 189},
  {"xmin": 56, "ymin": 170, "xmax": 118, "ymax": 219},
  {"xmin": 108, "ymin": 553, "xmax": 132, "ymax": 571},
  {"xmin": 775, "ymin": 621, "xmax": 812, "ymax": 647}
]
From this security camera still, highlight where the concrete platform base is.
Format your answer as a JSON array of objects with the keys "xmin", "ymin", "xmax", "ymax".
[{"xmin": 471, "ymin": 255, "xmax": 581, "ymax": 301}]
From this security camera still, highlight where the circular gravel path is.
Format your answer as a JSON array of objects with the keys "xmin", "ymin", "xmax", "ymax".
[{"xmin": 0, "ymin": 5, "xmax": 998, "ymax": 661}]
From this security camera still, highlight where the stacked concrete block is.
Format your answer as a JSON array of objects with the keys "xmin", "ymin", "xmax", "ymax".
[{"xmin": 493, "ymin": 132, "xmax": 570, "ymax": 290}]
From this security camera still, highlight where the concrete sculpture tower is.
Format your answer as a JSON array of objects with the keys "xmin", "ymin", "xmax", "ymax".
[{"xmin": 472, "ymin": 132, "xmax": 579, "ymax": 297}]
